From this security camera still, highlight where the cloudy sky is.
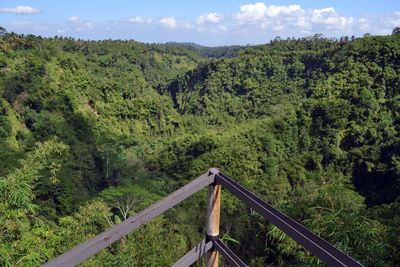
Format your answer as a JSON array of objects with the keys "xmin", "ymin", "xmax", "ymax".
[{"xmin": 1, "ymin": 0, "xmax": 400, "ymax": 46}]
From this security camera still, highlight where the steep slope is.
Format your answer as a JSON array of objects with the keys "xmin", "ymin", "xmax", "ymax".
[
  {"xmin": 0, "ymin": 35, "xmax": 202, "ymax": 215},
  {"xmin": 0, "ymin": 34, "xmax": 399, "ymax": 266},
  {"xmin": 157, "ymin": 35, "xmax": 400, "ymax": 265},
  {"xmin": 163, "ymin": 35, "xmax": 400, "ymax": 206}
]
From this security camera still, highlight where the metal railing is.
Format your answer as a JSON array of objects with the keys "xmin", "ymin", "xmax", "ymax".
[{"xmin": 43, "ymin": 168, "xmax": 364, "ymax": 267}]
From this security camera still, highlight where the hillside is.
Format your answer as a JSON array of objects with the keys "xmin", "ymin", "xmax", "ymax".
[
  {"xmin": 0, "ymin": 33, "xmax": 399, "ymax": 266},
  {"xmin": 165, "ymin": 42, "xmax": 245, "ymax": 58}
]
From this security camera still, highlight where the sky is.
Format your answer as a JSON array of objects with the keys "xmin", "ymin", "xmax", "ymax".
[{"xmin": 1, "ymin": 1, "xmax": 400, "ymax": 46}]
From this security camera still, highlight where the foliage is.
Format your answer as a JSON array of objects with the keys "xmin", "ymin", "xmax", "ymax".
[{"xmin": 0, "ymin": 33, "xmax": 399, "ymax": 266}]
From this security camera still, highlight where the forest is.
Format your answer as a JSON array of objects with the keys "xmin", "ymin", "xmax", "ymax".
[{"xmin": 0, "ymin": 31, "xmax": 399, "ymax": 266}]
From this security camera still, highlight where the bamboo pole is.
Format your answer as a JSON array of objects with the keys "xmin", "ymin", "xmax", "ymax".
[{"xmin": 206, "ymin": 168, "xmax": 221, "ymax": 267}]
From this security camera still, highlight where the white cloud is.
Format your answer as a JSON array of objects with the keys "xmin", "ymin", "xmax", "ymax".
[
  {"xmin": 310, "ymin": 7, "xmax": 353, "ymax": 30},
  {"xmin": 265, "ymin": 5, "xmax": 302, "ymax": 17},
  {"xmin": 234, "ymin": 2, "xmax": 302, "ymax": 24},
  {"xmin": 235, "ymin": 2, "xmax": 268, "ymax": 23},
  {"xmin": 195, "ymin": 13, "xmax": 225, "ymax": 33},
  {"xmin": 295, "ymin": 16, "xmax": 311, "ymax": 30},
  {"xmin": 0, "ymin": 5, "xmax": 39, "ymax": 15},
  {"xmin": 387, "ymin": 12, "xmax": 400, "ymax": 27},
  {"xmin": 159, "ymin": 17, "xmax": 177, "ymax": 29},
  {"xmin": 356, "ymin": 18, "xmax": 370, "ymax": 32},
  {"xmin": 355, "ymin": 12, "xmax": 400, "ymax": 35},
  {"xmin": 196, "ymin": 13, "xmax": 223, "ymax": 25},
  {"xmin": 127, "ymin": 16, "xmax": 151, "ymax": 24},
  {"xmin": 68, "ymin": 16, "xmax": 94, "ymax": 32},
  {"xmin": 352, "ymin": 12, "xmax": 400, "ymax": 36},
  {"xmin": 232, "ymin": 2, "xmax": 355, "ymax": 34}
]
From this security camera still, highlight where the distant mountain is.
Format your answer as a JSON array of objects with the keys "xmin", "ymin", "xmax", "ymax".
[{"xmin": 165, "ymin": 41, "xmax": 246, "ymax": 58}]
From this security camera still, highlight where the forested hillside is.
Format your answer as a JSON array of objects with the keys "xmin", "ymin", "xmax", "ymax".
[{"xmin": 0, "ymin": 33, "xmax": 399, "ymax": 266}]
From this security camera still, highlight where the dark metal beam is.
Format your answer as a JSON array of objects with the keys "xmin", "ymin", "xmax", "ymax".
[
  {"xmin": 213, "ymin": 239, "xmax": 247, "ymax": 267},
  {"xmin": 215, "ymin": 172, "xmax": 364, "ymax": 267},
  {"xmin": 172, "ymin": 239, "xmax": 213, "ymax": 267},
  {"xmin": 43, "ymin": 171, "xmax": 216, "ymax": 267}
]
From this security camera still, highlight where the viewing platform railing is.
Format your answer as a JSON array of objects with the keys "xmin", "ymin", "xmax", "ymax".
[{"xmin": 43, "ymin": 168, "xmax": 364, "ymax": 267}]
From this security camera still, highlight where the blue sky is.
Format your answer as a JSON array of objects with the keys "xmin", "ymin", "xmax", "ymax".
[{"xmin": 1, "ymin": 1, "xmax": 400, "ymax": 46}]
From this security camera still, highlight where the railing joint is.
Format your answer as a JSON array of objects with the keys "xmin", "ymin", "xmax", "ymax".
[
  {"xmin": 205, "ymin": 234, "xmax": 219, "ymax": 243},
  {"xmin": 208, "ymin": 167, "xmax": 220, "ymax": 175}
]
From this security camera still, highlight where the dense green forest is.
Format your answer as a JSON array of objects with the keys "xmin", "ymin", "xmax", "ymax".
[{"xmin": 0, "ymin": 31, "xmax": 399, "ymax": 266}]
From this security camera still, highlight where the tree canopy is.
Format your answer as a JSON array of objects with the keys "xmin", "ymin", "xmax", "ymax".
[{"xmin": 0, "ymin": 32, "xmax": 399, "ymax": 266}]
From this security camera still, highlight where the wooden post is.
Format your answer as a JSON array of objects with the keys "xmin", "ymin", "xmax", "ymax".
[{"xmin": 206, "ymin": 168, "xmax": 221, "ymax": 267}]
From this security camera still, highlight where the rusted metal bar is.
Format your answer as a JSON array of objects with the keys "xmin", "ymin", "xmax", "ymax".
[
  {"xmin": 43, "ymin": 171, "xmax": 216, "ymax": 267},
  {"xmin": 213, "ymin": 239, "xmax": 247, "ymax": 267},
  {"xmin": 206, "ymin": 168, "xmax": 221, "ymax": 267},
  {"xmin": 172, "ymin": 239, "xmax": 213, "ymax": 267},
  {"xmin": 215, "ymin": 172, "xmax": 364, "ymax": 267}
]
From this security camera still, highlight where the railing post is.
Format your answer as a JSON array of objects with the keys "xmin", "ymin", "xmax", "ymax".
[{"xmin": 206, "ymin": 168, "xmax": 221, "ymax": 267}]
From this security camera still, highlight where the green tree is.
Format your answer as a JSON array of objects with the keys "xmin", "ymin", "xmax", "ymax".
[{"xmin": 0, "ymin": 138, "xmax": 68, "ymax": 265}]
